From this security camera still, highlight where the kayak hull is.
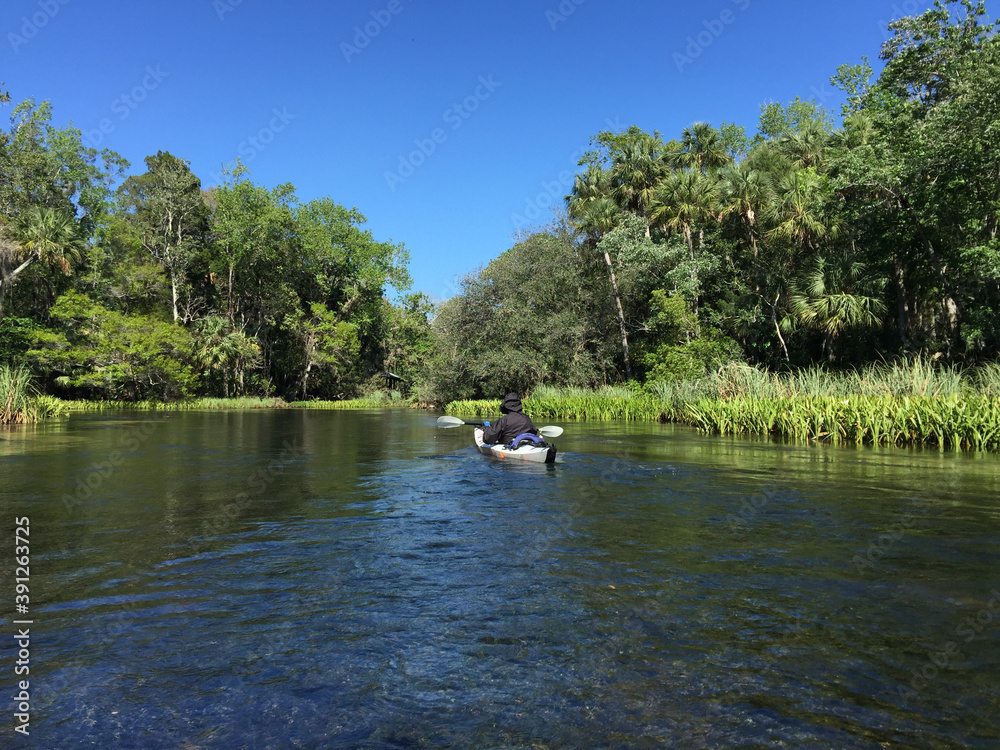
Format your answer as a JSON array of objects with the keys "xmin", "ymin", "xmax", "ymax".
[{"xmin": 474, "ymin": 428, "xmax": 556, "ymax": 464}]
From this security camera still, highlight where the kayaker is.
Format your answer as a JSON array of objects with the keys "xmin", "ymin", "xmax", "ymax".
[{"xmin": 481, "ymin": 392, "xmax": 538, "ymax": 446}]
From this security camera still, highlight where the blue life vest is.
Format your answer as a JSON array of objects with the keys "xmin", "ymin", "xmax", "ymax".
[{"xmin": 507, "ymin": 432, "xmax": 545, "ymax": 449}]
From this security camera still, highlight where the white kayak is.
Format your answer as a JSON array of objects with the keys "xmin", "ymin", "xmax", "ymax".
[{"xmin": 474, "ymin": 428, "xmax": 557, "ymax": 464}]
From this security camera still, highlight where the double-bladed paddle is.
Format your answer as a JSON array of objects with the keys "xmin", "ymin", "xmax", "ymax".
[{"xmin": 436, "ymin": 415, "xmax": 563, "ymax": 438}]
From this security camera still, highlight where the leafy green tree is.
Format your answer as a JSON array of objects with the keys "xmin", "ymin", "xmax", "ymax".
[
  {"xmin": 378, "ymin": 292, "xmax": 434, "ymax": 394},
  {"xmin": 0, "ymin": 98, "xmax": 126, "ymax": 230},
  {"xmin": 421, "ymin": 228, "xmax": 614, "ymax": 402},
  {"xmin": 288, "ymin": 302, "xmax": 361, "ymax": 400},
  {"xmin": 118, "ymin": 152, "xmax": 210, "ymax": 323},
  {"xmin": 210, "ymin": 170, "xmax": 298, "ymax": 332},
  {"xmin": 829, "ymin": 0, "xmax": 1000, "ymax": 355},
  {"xmin": 640, "ymin": 290, "xmax": 742, "ymax": 382},
  {"xmin": 27, "ymin": 291, "xmax": 198, "ymax": 400},
  {"xmin": 719, "ymin": 121, "xmax": 751, "ymax": 161},
  {"xmin": 567, "ymin": 195, "xmax": 633, "ymax": 378},
  {"xmin": 755, "ymin": 96, "xmax": 835, "ymax": 143}
]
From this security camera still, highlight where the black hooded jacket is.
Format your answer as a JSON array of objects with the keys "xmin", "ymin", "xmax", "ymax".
[{"xmin": 481, "ymin": 393, "xmax": 537, "ymax": 446}]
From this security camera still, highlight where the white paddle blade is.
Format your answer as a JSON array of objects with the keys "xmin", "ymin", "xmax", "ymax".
[
  {"xmin": 538, "ymin": 426, "xmax": 563, "ymax": 438},
  {"xmin": 436, "ymin": 416, "xmax": 467, "ymax": 428}
]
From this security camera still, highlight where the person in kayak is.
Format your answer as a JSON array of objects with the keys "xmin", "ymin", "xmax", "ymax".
[{"xmin": 481, "ymin": 392, "xmax": 538, "ymax": 446}]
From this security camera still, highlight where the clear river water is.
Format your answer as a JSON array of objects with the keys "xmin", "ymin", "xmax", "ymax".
[{"xmin": 2, "ymin": 408, "xmax": 999, "ymax": 748}]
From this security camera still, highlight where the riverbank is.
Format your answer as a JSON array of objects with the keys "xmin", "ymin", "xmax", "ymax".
[
  {"xmin": 448, "ymin": 393, "xmax": 1000, "ymax": 451},
  {"xmin": 0, "ymin": 389, "xmax": 415, "ymax": 424},
  {"xmin": 446, "ymin": 362, "xmax": 1000, "ymax": 452},
  {"xmin": 54, "ymin": 394, "xmax": 415, "ymax": 412},
  {"xmin": 7, "ymin": 360, "xmax": 1000, "ymax": 451}
]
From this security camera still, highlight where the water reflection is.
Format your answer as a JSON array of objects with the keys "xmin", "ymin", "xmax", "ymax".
[{"xmin": 1, "ymin": 410, "xmax": 998, "ymax": 747}]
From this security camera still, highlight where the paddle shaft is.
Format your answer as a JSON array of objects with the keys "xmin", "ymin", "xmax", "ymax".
[{"xmin": 436, "ymin": 415, "xmax": 562, "ymax": 438}]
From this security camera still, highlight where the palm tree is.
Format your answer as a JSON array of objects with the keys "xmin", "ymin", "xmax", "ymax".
[
  {"xmin": 648, "ymin": 170, "xmax": 721, "ymax": 317},
  {"xmin": 680, "ymin": 122, "xmax": 730, "ymax": 174},
  {"xmin": 776, "ymin": 120, "xmax": 829, "ymax": 170},
  {"xmin": 785, "ymin": 255, "xmax": 887, "ymax": 362},
  {"xmin": 828, "ymin": 112, "xmax": 876, "ymax": 150},
  {"xmin": 567, "ymin": 194, "xmax": 633, "ymax": 380},
  {"xmin": 565, "ymin": 165, "xmax": 610, "ymax": 221},
  {"xmin": 195, "ymin": 315, "xmax": 260, "ymax": 396},
  {"xmin": 765, "ymin": 168, "xmax": 840, "ymax": 251},
  {"xmin": 0, "ymin": 207, "xmax": 84, "ymax": 316},
  {"xmin": 719, "ymin": 161, "xmax": 775, "ymax": 257},
  {"xmin": 610, "ymin": 135, "xmax": 667, "ymax": 237}
]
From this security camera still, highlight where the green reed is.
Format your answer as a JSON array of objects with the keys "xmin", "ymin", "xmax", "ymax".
[
  {"xmin": 1, "ymin": 364, "xmax": 35, "ymax": 424},
  {"xmin": 56, "ymin": 394, "xmax": 414, "ymax": 412},
  {"xmin": 445, "ymin": 359, "xmax": 1000, "ymax": 451}
]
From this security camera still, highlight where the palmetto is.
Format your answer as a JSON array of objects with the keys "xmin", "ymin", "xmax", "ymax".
[
  {"xmin": 766, "ymin": 168, "xmax": 839, "ymax": 250},
  {"xmin": 0, "ymin": 206, "xmax": 83, "ymax": 315},
  {"xmin": 610, "ymin": 135, "xmax": 668, "ymax": 235},
  {"xmin": 719, "ymin": 161, "xmax": 775, "ymax": 256},
  {"xmin": 16, "ymin": 205, "xmax": 83, "ymax": 274},
  {"xmin": 786, "ymin": 255, "xmax": 887, "ymax": 361},
  {"xmin": 649, "ymin": 169, "xmax": 721, "ymax": 258},
  {"xmin": 680, "ymin": 122, "xmax": 730, "ymax": 173}
]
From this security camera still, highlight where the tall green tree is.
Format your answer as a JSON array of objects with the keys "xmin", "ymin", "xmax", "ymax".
[
  {"xmin": 648, "ymin": 170, "xmax": 721, "ymax": 318},
  {"xmin": 118, "ymin": 152, "xmax": 210, "ymax": 324},
  {"xmin": 830, "ymin": 0, "xmax": 1000, "ymax": 355}
]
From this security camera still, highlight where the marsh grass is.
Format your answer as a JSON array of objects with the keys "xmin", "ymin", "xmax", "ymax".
[
  {"xmin": 1, "ymin": 364, "xmax": 35, "ymax": 424},
  {"xmin": 55, "ymin": 393, "xmax": 415, "ymax": 412},
  {"xmin": 446, "ymin": 359, "xmax": 1000, "ymax": 451},
  {"xmin": 0, "ymin": 366, "xmax": 70, "ymax": 424}
]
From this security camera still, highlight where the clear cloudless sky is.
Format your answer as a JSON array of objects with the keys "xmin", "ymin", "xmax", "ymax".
[{"xmin": 2, "ymin": 0, "xmax": 937, "ymax": 300}]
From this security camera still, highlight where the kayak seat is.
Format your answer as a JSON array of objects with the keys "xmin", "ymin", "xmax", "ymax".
[{"xmin": 507, "ymin": 432, "xmax": 546, "ymax": 450}]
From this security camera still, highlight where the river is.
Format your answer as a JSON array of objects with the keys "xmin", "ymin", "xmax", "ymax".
[{"xmin": 2, "ymin": 409, "xmax": 999, "ymax": 748}]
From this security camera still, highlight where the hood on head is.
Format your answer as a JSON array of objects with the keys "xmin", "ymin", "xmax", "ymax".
[{"xmin": 500, "ymin": 392, "xmax": 522, "ymax": 414}]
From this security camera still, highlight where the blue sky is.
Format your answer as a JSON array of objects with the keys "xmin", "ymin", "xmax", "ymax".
[{"xmin": 3, "ymin": 0, "xmax": 936, "ymax": 300}]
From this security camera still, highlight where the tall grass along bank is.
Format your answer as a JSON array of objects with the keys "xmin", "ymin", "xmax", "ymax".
[
  {"xmin": 445, "ymin": 362, "xmax": 1000, "ymax": 452},
  {"xmin": 52, "ymin": 393, "xmax": 414, "ymax": 413},
  {"xmin": 1, "ymin": 364, "xmax": 66, "ymax": 424}
]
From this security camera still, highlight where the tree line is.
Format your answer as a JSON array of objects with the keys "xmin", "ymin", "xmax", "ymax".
[
  {"xmin": 0, "ymin": 89, "xmax": 432, "ymax": 401},
  {"xmin": 2, "ymin": 1, "xmax": 998, "ymax": 407},
  {"xmin": 424, "ymin": 0, "xmax": 1000, "ymax": 402}
]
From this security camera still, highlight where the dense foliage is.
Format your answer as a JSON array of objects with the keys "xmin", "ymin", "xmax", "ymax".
[
  {"xmin": 423, "ymin": 1, "xmax": 1000, "ymax": 403},
  {"xmin": 3, "ymin": 2, "xmax": 998, "ymax": 408},
  {"xmin": 0, "ymin": 93, "xmax": 430, "ymax": 401}
]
